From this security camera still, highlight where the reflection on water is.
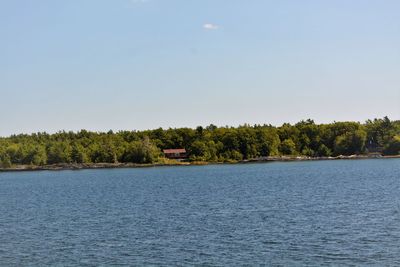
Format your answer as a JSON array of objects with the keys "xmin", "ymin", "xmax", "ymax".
[{"xmin": 0, "ymin": 159, "xmax": 399, "ymax": 266}]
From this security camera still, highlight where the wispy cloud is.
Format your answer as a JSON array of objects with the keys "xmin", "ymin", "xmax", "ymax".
[{"xmin": 203, "ymin": 23, "xmax": 219, "ymax": 30}]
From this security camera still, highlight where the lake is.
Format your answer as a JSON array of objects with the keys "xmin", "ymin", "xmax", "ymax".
[{"xmin": 0, "ymin": 159, "xmax": 399, "ymax": 266}]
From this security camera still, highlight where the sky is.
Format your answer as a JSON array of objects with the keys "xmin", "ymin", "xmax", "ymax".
[{"xmin": 1, "ymin": 0, "xmax": 399, "ymax": 136}]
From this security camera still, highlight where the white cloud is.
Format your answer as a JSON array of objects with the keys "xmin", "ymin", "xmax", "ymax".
[{"xmin": 203, "ymin": 23, "xmax": 219, "ymax": 30}]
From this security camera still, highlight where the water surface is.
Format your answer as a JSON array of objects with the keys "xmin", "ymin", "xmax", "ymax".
[{"xmin": 0, "ymin": 159, "xmax": 399, "ymax": 266}]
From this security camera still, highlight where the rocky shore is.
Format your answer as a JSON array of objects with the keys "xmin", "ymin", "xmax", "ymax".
[
  {"xmin": 0, "ymin": 162, "xmax": 190, "ymax": 172},
  {"xmin": 241, "ymin": 154, "xmax": 400, "ymax": 163},
  {"xmin": 0, "ymin": 154, "xmax": 399, "ymax": 172}
]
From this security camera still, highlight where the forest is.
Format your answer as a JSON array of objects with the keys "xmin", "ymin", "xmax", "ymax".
[{"xmin": 0, "ymin": 117, "xmax": 399, "ymax": 168}]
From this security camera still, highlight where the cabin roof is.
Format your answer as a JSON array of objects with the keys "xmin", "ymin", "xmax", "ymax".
[{"xmin": 163, "ymin": 148, "xmax": 186, "ymax": 154}]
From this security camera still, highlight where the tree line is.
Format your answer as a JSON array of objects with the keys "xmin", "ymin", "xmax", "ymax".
[{"xmin": 0, "ymin": 117, "xmax": 399, "ymax": 167}]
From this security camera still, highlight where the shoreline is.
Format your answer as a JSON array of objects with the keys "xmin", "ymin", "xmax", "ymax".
[{"xmin": 1, "ymin": 155, "xmax": 399, "ymax": 172}]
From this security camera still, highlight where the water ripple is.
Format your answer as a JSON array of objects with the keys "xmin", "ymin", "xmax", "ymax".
[{"xmin": 0, "ymin": 159, "xmax": 399, "ymax": 266}]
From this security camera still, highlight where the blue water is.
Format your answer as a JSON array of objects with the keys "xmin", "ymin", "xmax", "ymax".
[{"xmin": 0, "ymin": 159, "xmax": 399, "ymax": 266}]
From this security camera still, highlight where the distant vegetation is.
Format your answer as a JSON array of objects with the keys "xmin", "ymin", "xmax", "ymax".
[{"xmin": 0, "ymin": 117, "xmax": 399, "ymax": 168}]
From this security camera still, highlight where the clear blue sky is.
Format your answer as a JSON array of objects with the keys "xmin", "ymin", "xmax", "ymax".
[{"xmin": 1, "ymin": 0, "xmax": 399, "ymax": 136}]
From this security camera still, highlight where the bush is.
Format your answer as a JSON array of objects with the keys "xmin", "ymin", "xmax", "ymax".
[
  {"xmin": 280, "ymin": 139, "xmax": 297, "ymax": 155},
  {"xmin": 383, "ymin": 135, "xmax": 400, "ymax": 155}
]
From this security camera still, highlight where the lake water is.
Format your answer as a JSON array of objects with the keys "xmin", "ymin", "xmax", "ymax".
[{"xmin": 0, "ymin": 159, "xmax": 399, "ymax": 266}]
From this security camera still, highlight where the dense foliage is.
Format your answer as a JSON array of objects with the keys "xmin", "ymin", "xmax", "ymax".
[{"xmin": 0, "ymin": 117, "xmax": 399, "ymax": 167}]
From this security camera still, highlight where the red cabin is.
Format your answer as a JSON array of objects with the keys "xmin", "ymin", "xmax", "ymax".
[{"xmin": 163, "ymin": 148, "xmax": 187, "ymax": 160}]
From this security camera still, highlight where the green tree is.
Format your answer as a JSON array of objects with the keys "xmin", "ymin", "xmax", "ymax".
[
  {"xmin": 26, "ymin": 145, "xmax": 47, "ymax": 165},
  {"xmin": 383, "ymin": 135, "xmax": 400, "ymax": 155},
  {"xmin": 0, "ymin": 154, "xmax": 12, "ymax": 168},
  {"xmin": 47, "ymin": 142, "xmax": 72, "ymax": 164},
  {"xmin": 0, "ymin": 117, "xmax": 397, "ymax": 168},
  {"xmin": 334, "ymin": 129, "xmax": 367, "ymax": 155},
  {"xmin": 123, "ymin": 138, "xmax": 159, "ymax": 163},
  {"xmin": 280, "ymin": 139, "xmax": 297, "ymax": 155},
  {"xmin": 71, "ymin": 143, "xmax": 90, "ymax": 163},
  {"xmin": 255, "ymin": 128, "xmax": 280, "ymax": 156},
  {"xmin": 189, "ymin": 140, "xmax": 218, "ymax": 161},
  {"xmin": 317, "ymin": 144, "xmax": 332, "ymax": 157}
]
